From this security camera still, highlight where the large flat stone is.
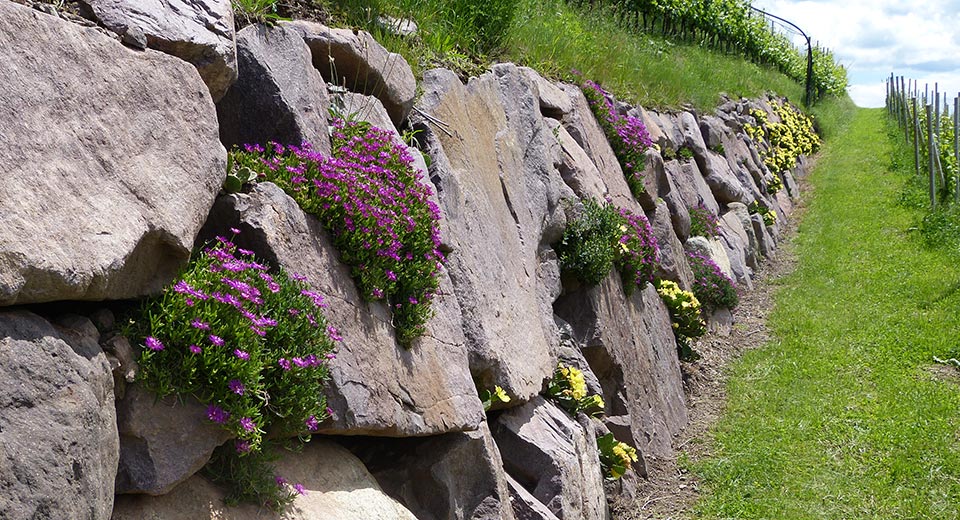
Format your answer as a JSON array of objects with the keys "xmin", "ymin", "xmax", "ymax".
[
  {"xmin": 0, "ymin": 311, "xmax": 117, "ymax": 520},
  {"xmin": 0, "ymin": 2, "xmax": 226, "ymax": 306}
]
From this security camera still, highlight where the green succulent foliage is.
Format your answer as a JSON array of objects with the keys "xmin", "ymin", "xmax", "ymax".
[{"xmin": 556, "ymin": 199, "xmax": 624, "ymax": 285}]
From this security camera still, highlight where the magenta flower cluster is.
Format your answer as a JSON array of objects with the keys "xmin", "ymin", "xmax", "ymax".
[
  {"xmin": 688, "ymin": 203, "xmax": 720, "ymax": 238},
  {"xmin": 616, "ymin": 207, "xmax": 660, "ymax": 292},
  {"xmin": 581, "ymin": 80, "xmax": 653, "ymax": 199},
  {"xmin": 231, "ymin": 119, "xmax": 444, "ymax": 346},
  {"xmin": 686, "ymin": 250, "xmax": 739, "ymax": 311},
  {"xmin": 136, "ymin": 232, "xmax": 340, "ymax": 455}
]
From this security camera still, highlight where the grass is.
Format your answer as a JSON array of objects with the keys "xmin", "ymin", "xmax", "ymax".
[
  {"xmin": 689, "ymin": 108, "xmax": 960, "ymax": 519},
  {"xmin": 320, "ymin": 0, "xmax": 809, "ymax": 111}
]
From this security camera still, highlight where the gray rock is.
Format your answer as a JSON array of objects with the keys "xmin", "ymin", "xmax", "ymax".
[
  {"xmin": 283, "ymin": 20, "xmax": 416, "ymax": 126},
  {"xmin": 751, "ymin": 213, "xmax": 776, "ymax": 258},
  {"xmin": 661, "ymin": 161, "xmax": 693, "ymax": 241},
  {"xmin": 723, "ymin": 202, "xmax": 759, "ymax": 270},
  {"xmin": 0, "ymin": 2, "xmax": 226, "ymax": 306},
  {"xmin": 114, "ymin": 385, "xmax": 233, "ymax": 495},
  {"xmin": 684, "ymin": 236, "xmax": 734, "ymax": 282},
  {"xmin": 520, "ymin": 67, "xmax": 573, "ymax": 118},
  {"xmin": 351, "ymin": 422, "xmax": 516, "ymax": 520},
  {"xmin": 546, "ymin": 118, "xmax": 607, "ymax": 201},
  {"xmin": 783, "ymin": 169, "xmax": 800, "ymax": 198},
  {"xmin": 492, "ymin": 397, "xmax": 609, "ymax": 520},
  {"xmin": 80, "ymin": 0, "xmax": 237, "ymax": 100},
  {"xmin": 216, "ymin": 24, "xmax": 331, "ymax": 155},
  {"xmin": 650, "ymin": 200, "xmax": 695, "ymax": 290},
  {"xmin": 102, "ymin": 334, "xmax": 138, "ymax": 389},
  {"xmin": 667, "ymin": 159, "xmax": 720, "ymax": 217},
  {"xmin": 716, "ymin": 220, "xmax": 754, "ymax": 290},
  {"xmin": 416, "ymin": 65, "xmax": 574, "ymax": 402},
  {"xmin": 701, "ymin": 151, "xmax": 750, "ymax": 205},
  {"xmin": 205, "ymin": 183, "xmax": 484, "ymax": 436},
  {"xmin": 554, "ymin": 279, "xmax": 687, "ymax": 459},
  {"xmin": 699, "ymin": 115, "xmax": 726, "ymax": 149},
  {"xmin": 0, "ymin": 310, "xmax": 117, "ymax": 520},
  {"xmin": 555, "ymin": 316, "xmax": 603, "ymax": 398},
  {"xmin": 559, "ymin": 84, "xmax": 637, "ymax": 213},
  {"xmin": 377, "ymin": 15, "xmax": 418, "ymax": 38},
  {"xmin": 637, "ymin": 148, "xmax": 669, "ymax": 212},
  {"xmin": 112, "ymin": 440, "xmax": 418, "ymax": 519},
  {"xmin": 506, "ymin": 473, "xmax": 561, "ymax": 520},
  {"xmin": 677, "ymin": 111, "xmax": 709, "ymax": 174}
]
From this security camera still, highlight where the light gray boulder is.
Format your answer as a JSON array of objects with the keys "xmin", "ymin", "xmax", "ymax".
[
  {"xmin": 351, "ymin": 422, "xmax": 516, "ymax": 520},
  {"xmin": 283, "ymin": 20, "xmax": 416, "ymax": 126},
  {"xmin": 0, "ymin": 2, "xmax": 225, "ymax": 306},
  {"xmin": 204, "ymin": 183, "xmax": 484, "ymax": 436},
  {"xmin": 684, "ymin": 236, "xmax": 734, "ymax": 282},
  {"xmin": 521, "ymin": 67, "xmax": 573, "ymax": 118},
  {"xmin": 546, "ymin": 118, "xmax": 607, "ymax": 201},
  {"xmin": 114, "ymin": 385, "xmax": 233, "ymax": 495},
  {"xmin": 78, "ymin": 0, "xmax": 237, "ymax": 101},
  {"xmin": 650, "ymin": 200, "xmax": 696, "ymax": 290},
  {"xmin": 216, "ymin": 24, "xmax": 331, "ymax": 155},
  {"xmin": 554, "ymin": 279, "xmax": 687, "ymax": 459},
  {"xmin": 0, "ymin": 311, "xmax": 117, "ymax": 520},
  {"xmin": 506, "ymin": 473, "xmax": 562, "ymax": 520},
  {"xmin": 492, "ymin": 397, "xmax": 609, "ymax": 520},
  {"xmin": 112, "ymin": 440, "xmax": 418, "ymax": 519},
  {"xmin": 415, "ymin": 65, "xmax": 574, "ymax": 402}
]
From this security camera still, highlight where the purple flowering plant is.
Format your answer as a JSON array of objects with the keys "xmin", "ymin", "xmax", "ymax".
[
  {"xmin": 556, "ymin": 198, "xmax": 659, "ymax": 294},
  {"xmin": 131, "ymin": 232, "xmax": 338, "ymax": 509},
  {"xmin": 581, "ymin": 79, "xmax": 653, "ymax": 199},
  {"xmin": 687, "ymin": 251, "xmax": 739, "ymax": 311},
  {"xmin": 688, "ymin": 203, "xmax": 720, "ymax": 238},
  {"xmin": 229, "ymin": 119, "xmax": 444, "ymax": 347}
]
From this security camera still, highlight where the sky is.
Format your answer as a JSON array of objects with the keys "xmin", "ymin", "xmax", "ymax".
[{"xmin": 751, "ymin": 0, "xmax": 960, "ymax": 108}]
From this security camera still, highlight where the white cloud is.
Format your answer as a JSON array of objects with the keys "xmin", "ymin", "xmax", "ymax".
[{"xmin": 752, "ymin": 0, "xmax": 960, "ymax": 108}]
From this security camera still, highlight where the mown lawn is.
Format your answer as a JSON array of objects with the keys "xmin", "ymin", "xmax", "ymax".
[{"xmin": 692, "ymin": 108, "xmax": 960, "ymax": 519}]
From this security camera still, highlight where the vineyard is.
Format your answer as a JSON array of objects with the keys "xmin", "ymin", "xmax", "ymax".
[
  {"xmin": 887, "ymin": 75, "xmax": 960, "ymax": 209},
  {"xmin": 320, "ymin": 0, "xmax": 847, "ymax": 104},
  {"xmin": 567, "ymin": 0, "xmax": 847, "ymax": 100}
]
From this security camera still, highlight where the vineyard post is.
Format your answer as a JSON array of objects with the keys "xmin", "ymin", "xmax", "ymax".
[
  {"xmin": 927, "ymin": 103, "xmax": 936, "ymax": 209},
  {"xmin": 913, "ymin": 97, "xmax": 921, "ymax": 178},
  {"xmin": 901, "ymin": 76, "xmax": 910, "ymax": 142},
  {"xmin": 955, "ymin": 95, "xmax": 959, "ymax": 204},
  {"xmin": 935, "ymin": 83, "xmax": 941, "ymax": 136}
]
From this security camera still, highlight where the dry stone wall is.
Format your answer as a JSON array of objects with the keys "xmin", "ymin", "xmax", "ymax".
[{"xmin": 0, "ymin": 3, "xmax": 813, "ymax": 519}]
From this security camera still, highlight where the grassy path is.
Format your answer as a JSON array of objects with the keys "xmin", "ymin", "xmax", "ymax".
[{"xmin": 691, "ymin": 108, "xmax": 960, "ymax": 519}]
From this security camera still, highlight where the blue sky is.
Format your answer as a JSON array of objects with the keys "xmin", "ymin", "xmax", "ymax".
[{"xmin": 752, "ymin": 0, "xmax": 960, "ymax": 107}]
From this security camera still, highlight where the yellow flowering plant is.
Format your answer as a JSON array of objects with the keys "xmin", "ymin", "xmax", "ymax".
[
  {"xmin": 597, "ymin": 433, "xmax": 638, "ymax": 480},
  {"xmin": 479, "ymin": 385, "xmax": 511, "ymax": 412},
  {"xmin": 655, "ymin": 279, "xmax": 706, "ymax": 361},
  {"xmin": 546, "ymin": 364, "xmax": 605, "ymax": 416}
]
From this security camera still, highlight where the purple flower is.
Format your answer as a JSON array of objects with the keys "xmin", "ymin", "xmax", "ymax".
[
  {"xmin": 326, "ymin": 406, "xmax": 334, "ymax": 417},
  {"xmin": 230, "ymin": 227, "xmax": 241, "ymax": 235},
  {"xmin": 191, "ymin": 319, "xmax": 209, "ymax": 331},
  {"xmin": 293, "ymin": 483, "xmax": 306, "ymax": 496},
  {"xmin": 278, "ymin": 358, "xmax": 291, "ymax": 371},
  {"xmin": 189, "ymin": 344, "xmax": 202, "ymax": 354},
  {"xmin": 235, "ymin": 440, "xmax": 252, "ymax": 454},
  {"xmin": 275, "ymin": 475, "xmax": 287, "ymax": 486},
  {"xmin": 145, "ymin": 336, "xmax": 164, "ymax": 352},
  {"xmin": 234, "ymin": 349, "xmax": 250, "ymax": 361},
  {"xmin": 206, "ymin": 404, "xmax": 230, "ymax": 424},
  {"xmin": 208, "ymin": 335, "xmax": 225, "ymax": 347},
  {"xmin": 327, "ymin": 325, "xmax": 342, "ymax": 342},
  {"xmin": 305, "ymin": 415, "xmax": 319, "ymax": 432},
  {"xmin": 240, "ymin": 417, "xmax": 256, "ymax": 432},
  {"xmin": 228, "ymin": 379, "xmax": 245, "ymax": 396}
]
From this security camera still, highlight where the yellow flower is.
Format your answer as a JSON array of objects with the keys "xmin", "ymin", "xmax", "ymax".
[{"xmin": 493, "ymin": 385, "xmax": 511, "ymax": 403}]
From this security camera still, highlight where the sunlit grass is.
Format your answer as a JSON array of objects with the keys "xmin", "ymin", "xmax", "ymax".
[{"xmin": 690, "ymin": 108, "xmax": 960, "ymax": 519}]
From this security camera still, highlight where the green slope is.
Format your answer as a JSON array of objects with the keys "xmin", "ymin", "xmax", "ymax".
[{"xmin": 692, "ymin": 108, "xmax": 960, "ymax": 519}]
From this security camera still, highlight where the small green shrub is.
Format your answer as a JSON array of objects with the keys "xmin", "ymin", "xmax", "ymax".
[
  {"xmin": 556, "ymin": 199, "xmax": 659, "ymax": 292},
  {"xmin": 229, "ymin": 118, "xmax": 444, "ymax": 347},
  {"xmin": 687, "ymin": 251, "xmax": 739, "ymax": 311},
  {"xmin": 677, "ymin": 146, "xmax": 695, "ymax": 162},
  {"xmin": 130, "ymin": 233, "xmax": 338, "ymax": 509},
  {"xmin": 597, "ymin": 433, "xmax": 638, "ymax": 480},
  {"xmin": 711, "ymin": 143, "xmax": 726, "ymax": 155},
  {"xmin": 688, "ymin": 203, "xmax": 719, "ymax": 237},
  {"xmin": 655, "ymin": 279, "xmax": 706, "ymax": 361},
  {"xmin": 545, "ymin": 363, "xmax": 605, "ymax": 416}
]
